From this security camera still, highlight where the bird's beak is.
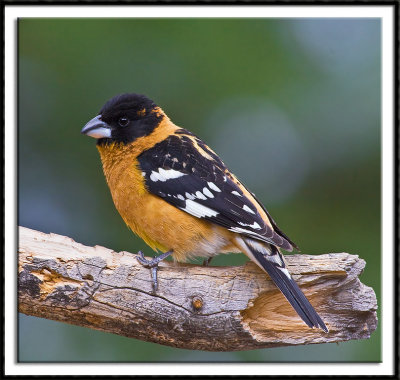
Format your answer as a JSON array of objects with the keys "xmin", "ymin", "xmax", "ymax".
[{"xmin": 81, "ymin": 115, "xmax": 112, "ymax": 139}]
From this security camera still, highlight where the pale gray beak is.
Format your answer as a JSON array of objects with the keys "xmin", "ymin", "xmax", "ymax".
[{"xmin": 81, "ymin": 115, "xmax": 112, "ymax": 139}]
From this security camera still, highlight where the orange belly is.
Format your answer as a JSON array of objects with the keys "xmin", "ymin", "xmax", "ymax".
[
  {"xmin": 114, "ymin": 187, "xmax": 239, "ymax": 261},
  {"xmin": 97, "ymin": 141, "xmax": 239, "ymax": 262}
]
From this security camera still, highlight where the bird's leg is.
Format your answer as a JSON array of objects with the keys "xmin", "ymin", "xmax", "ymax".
[
  {"xmin": 203, "ymin": 257, "xmax": 213, "ymax": 266},
  {"xmin": 136, "ymin": 250, "xmax": 173, "ymax": 291}
]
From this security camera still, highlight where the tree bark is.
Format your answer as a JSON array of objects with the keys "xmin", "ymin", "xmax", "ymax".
[{"xmin": 18, "ymin": 226, "xmax": 378, "ymax": 351}]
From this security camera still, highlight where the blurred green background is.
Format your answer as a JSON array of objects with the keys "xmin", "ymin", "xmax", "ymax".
[{"xmin": 18, "ymin": 18, "xmax": 381, "ymax": 362}]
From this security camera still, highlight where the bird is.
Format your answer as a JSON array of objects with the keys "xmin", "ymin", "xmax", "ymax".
[{"xmin": 81, "ymin": 93, "xmax": 328, "ymax": 332}]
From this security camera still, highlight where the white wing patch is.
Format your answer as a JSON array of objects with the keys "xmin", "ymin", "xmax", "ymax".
[
  {"xmin": 195, "ymin": 191, "xmax": 207, "ymax": 200},
  {"xmin": 207, "ymin": 182, "xmax": 221, "ymax": 192},
  {"xmin": 182, "ymin": 199, "xmax": 219, "ymax": 218},
  {"xmin": 202, "ymin": 187, "xmax": 214, "ymax": 198},
  {"xmin": 238, "ymin": 221, "xmax": 262, "ymax": 230},
  {"xmin": 150, "ymin": 168, "xmax": 187, "ymax": 182},
  {"xmin": 243, "ymin": 205, "xmax": 255, "ymax": 214},
  {"xmin": 229, "ymin": 226, "xmax": 275, "ymax": 244},
  {"xmin": 232, "ymin": 191, "xmax": 242, "ymax": 197},
  {"xmin": 229, "ymin": 226, "xmax": 261, "ymax": 236},
  {"xmin": 185, "ymin": 192, "xmax": 195, "ymax": 200}
]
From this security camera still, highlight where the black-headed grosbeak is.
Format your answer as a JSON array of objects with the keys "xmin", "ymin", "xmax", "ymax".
[{"xmin": 81, "ymin": 93, "xmax": 328, "ymax": 332}]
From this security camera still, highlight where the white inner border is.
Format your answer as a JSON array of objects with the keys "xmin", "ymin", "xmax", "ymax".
[{"xmin": 5, "ymin": 5, "xmax": 395, "ymax": 377}]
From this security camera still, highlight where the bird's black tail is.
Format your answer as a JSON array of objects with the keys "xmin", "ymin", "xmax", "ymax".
[{"xmin": 238, "ymin": 237, "xmax": 328, "ymax": 332}]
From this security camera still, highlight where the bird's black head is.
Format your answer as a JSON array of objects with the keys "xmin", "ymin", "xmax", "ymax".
[{"xmin": 81, "ymin": 93, "xmax": 164, "ymax": 145}]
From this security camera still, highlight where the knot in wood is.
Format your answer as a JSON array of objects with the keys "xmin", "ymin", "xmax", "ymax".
[{"xmin": 192, "ymin": 296, "xmax": 203, "ymax": 311}]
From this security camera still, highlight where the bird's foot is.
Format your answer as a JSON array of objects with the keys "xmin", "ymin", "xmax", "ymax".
[
  {"xmin": 136, "ymin": 250, "xmax": 173, "ymax": 291},
  {"xmin": 202, "ymin": 257, "xmax": 213, "ymax": 266}
]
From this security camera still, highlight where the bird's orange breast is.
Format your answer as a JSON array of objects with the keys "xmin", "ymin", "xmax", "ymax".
[{"xmin": 96, "ymin": 119, "xmax": 238, "ymax": 261}]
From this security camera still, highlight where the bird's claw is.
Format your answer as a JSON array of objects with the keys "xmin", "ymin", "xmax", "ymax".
[
  {"xmin": 136, "ymin": 251, "xmax": 152, "ymax": 266},
  {"xmin": 136, "ymin": 250, "xmax": 173, "ymax": 292},
  {"xmin": 203, "ymin": 257, "xmax": 213, "ymax": 266}
]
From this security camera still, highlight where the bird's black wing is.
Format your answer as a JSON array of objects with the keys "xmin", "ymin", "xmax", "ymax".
[{"xmin": 137, "ymin": 129, "xmax": 294, "ymax": 251}]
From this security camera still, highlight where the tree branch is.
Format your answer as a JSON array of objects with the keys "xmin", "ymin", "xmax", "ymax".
[{"xmin": 18, "ymin": 226, "xmax": 377, "ymax": 351}]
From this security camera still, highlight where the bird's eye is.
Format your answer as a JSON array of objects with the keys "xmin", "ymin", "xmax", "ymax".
[{"xmin": 118, "ymin": 117, "xmax": 129, "ymax": 127}]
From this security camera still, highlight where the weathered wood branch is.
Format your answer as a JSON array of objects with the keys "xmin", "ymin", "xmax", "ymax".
[{"xmin": 18, "ymin": 226, "xmax": 377, "ymax": 351}]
